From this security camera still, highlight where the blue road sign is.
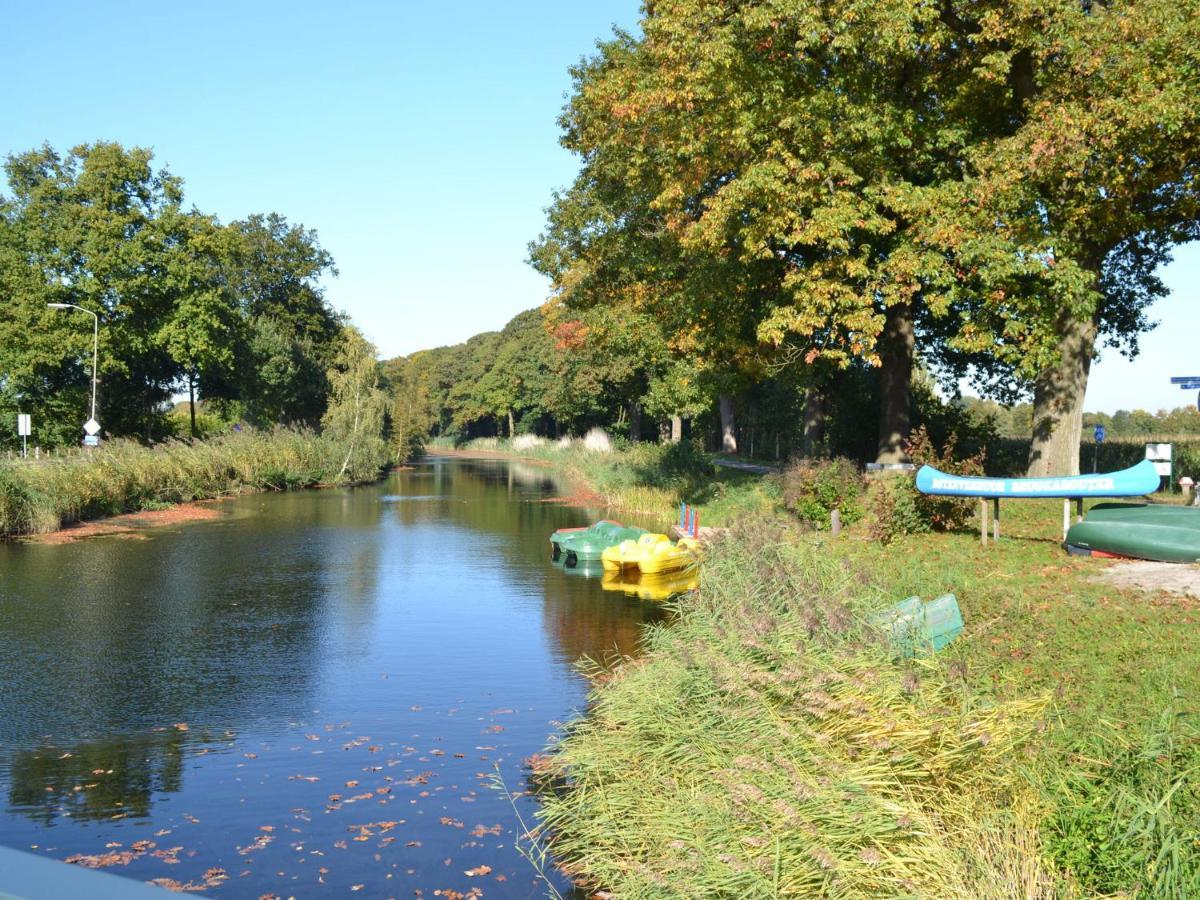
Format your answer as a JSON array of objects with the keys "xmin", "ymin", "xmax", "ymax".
[
  {"xmin": 1169, "ymin": 376, "xmax": 1200, "ymax": 384},
  {"xmin": 82, "ymin": 435, "xmax": 99, "ymax": 447},
  {"xmin": 1094, "ymin": 424, "xmax": 1107, "ymax": 443}
]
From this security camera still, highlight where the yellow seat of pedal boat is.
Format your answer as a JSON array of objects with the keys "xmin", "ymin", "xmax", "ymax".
[{"xmin": 601, "ymin": 533, "xmax": 700, "ymax": 575}]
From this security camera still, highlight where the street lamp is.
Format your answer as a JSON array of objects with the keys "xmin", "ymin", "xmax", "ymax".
[{"xmin": 47, "ymin": 303, "xmax": 100, "ymax": 436}]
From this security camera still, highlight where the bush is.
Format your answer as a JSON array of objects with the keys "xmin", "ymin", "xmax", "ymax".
[
  {"xmin": 782, "ymin": 457, "xmax": 864, "ymax": 529},
  {"xmin": 866, "ymin": 427, "xmax": 986, "ymax": 543}
]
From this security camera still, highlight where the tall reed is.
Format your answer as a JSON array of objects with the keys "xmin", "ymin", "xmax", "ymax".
[
  {"xmin": 536, "ymin": 520, "xmax": 1058, "ymax": 897},
  {"xmin": 0, "ymin": 429, "xmax": 389, "ymax": 537}
]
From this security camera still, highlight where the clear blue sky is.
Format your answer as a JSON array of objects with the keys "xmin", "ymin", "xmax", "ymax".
[{"xmin": 4, "ymin": 0, "xmax": 1195, "ymax": 414}]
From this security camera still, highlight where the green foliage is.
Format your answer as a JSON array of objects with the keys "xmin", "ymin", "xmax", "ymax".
[
  {"xmin": 781, "ymin": 458, "xmax": 864, "ymax": 529},
  {"xmin": 0, "ymin": 143, "xmax": 342, "ymax": 448},
  {"xmin": 536, "ymin": 524, "xmax": 1055, "ymax": 897},
  {"xmin": 321, "ymin": 326, "xmax": 388, "ymax": 476},
  {"xmin": 865, "ymin": 475, "xmax": 932, "ymax": 545},
  {"xmin": 1045, "ymin": 708, "xmax": 1200, "ymax": 897},
  {"xmin": 0, "ymin": 430, "xmax": 388, "ymax": 537}
]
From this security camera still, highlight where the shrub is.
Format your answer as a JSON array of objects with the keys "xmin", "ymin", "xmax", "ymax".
[
  {"xmin": 866, "ymin": 427, "xmax": 985, "ymax": 542},
  {"xmin": 781, "ymin": 457, "xmax": 864, "ymax": 529}
]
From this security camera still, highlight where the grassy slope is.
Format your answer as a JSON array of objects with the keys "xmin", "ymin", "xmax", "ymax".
[
  {"xmin": 0, "ymin": 430, "xmax": 391, "ymax": 537},
  {"xmin": 462, "ymin": 439, "xmax": 1200, "ymax": 896}
]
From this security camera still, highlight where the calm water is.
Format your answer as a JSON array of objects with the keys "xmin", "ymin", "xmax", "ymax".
[{"xmin": 0, "ymin": 458, "xmax": 662, "ymax": 897}]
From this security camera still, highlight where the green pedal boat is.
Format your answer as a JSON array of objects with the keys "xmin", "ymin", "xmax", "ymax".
[
  {"xmin": 550, "ymin": 520, "xmax": 646, "ymax": 568},
  {"xmin": 1065, "ymin": 503, "xmax": 1200, "ymax": 563}
]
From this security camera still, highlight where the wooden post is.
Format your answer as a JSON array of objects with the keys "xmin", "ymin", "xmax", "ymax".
[
  {"xmin": 831, "ymin": 509, "xmax": 842, "ymax": 536},
  {"xmin": 980, "ymin": 499, "xmax": 988, "ymax": 546},
  {"xmin": 1075, "ymin": 497, "xmax": 1084, "ymax": 523},
  {"xmin": 1062, "ymin": 499, "xmax": 1071, "ymax": 541},
  {"xmin": 992, "ymin": 498, "xmax": 1000, "ymax": 541}
]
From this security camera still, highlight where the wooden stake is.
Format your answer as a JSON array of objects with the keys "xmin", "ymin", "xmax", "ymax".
[
  {"xmin": 993, "ymin": 497, "xmax": 1000, "ymax": 541},
  {"xmin": 981, "ymin": 499, "xmax": 988, "ymax": 545}
]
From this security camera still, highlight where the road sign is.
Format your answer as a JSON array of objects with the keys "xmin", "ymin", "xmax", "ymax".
[
  {"xmin": 83, "ymin": 418, "xmax": 101, "ymax": 436},
  {"xmin": 1094, "ymin": 424, "xmax": 1106, "ymax": 443},
  {"xmin": 17, "ymin": 414, "xmax": 30, "ymax": 437},
  {"xmin": 1169, "ymin": 376, "xmax": 1200, "ymax": 384},
  {"xmin": 82, "ymin": 435, "xmax": 99, "ymax": 447}
]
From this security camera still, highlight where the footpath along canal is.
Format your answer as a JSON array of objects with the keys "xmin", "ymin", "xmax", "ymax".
[{"xmin": 0, "ymin": 457, "xmax": 663, "ymax": 897}]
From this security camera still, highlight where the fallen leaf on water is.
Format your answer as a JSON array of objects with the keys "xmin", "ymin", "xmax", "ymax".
[
  {"xmin": 464, "ymin": 865, "xmax": 492, "ymax": 877},
  {"xmin": 172, "ymin": 723, "xmax": 189, "ymax": 732},
  {"xmin": 439, "ymin": 817, "xmax": 463, "ymax": 829},
  {"xmin": 345, "ymin": 780, "xmax": 359, "ymax": 788}
]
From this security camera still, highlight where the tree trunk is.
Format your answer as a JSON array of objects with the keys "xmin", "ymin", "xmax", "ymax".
[
  {"xmin": 719, "ymin": 394, "xmax": 737, "ymax": 454},
  {"xmin": 803, "ymin": 389, "xmax": 825, "ymax": 457},
  {"xmin": 628, "ymin": 401, "xmax": 643, "ymax": 442},
  {"xmin": 876, "ymin": 302, "xmax": 915, "ymax": 464},
  {"xmin": 1027, "ymin": 314, "xmax": 1097, "ymax": 477},
  {"xmin": 507, "ymin": 409, "xmax": 515, "ymax": 438},
  {"xmin": 188, "ymin": 371, "xmax": 197, "ymax": 441},
  {"xmin": 669, "ymin": 415, "xmax": 683, "ymax": 444}
]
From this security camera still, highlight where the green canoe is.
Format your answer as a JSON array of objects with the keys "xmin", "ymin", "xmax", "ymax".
[
  {"xmin": 1065, "ymin": 503, "xmax": 1200, "ymax": 563},
  {"xmin": 550, "ymin": 520, "xmax": 646, "ymax": 568}
]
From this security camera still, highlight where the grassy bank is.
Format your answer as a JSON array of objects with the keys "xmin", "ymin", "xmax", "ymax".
[
  {"xmin": 490, "ymin": 440, "xmax": 1200, "ymax": 896},
  {"xmin": 538, "ymin": 511, "xmax": 1200, "ymax": 896},
  {"xmin": 430, "ymin": 436, "xmax": 779, "ymax": 527},
  {"xmin": 0, "ymin": 429, "xmax": 390, "ymax": 537}
]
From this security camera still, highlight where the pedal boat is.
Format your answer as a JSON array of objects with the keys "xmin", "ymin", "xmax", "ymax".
[
  {"xmin": 601, "ymin": 533, "xmax": 700, "ymax": 575},
  {"xmin": 550, "ymin": 520, "xmax": 646, "ymax": 566}
]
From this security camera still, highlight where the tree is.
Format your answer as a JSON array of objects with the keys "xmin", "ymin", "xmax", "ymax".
[
  {"xmin": 535, "ymin": 0, "xmax": 1200, "ymax": 470},
  {"xmin": 322, "ymin": 326, "xmax": 387, "ymax": 478},
  {"xmin": 1, "ymin": 142, "xmax": 186, "ymax": 440}
]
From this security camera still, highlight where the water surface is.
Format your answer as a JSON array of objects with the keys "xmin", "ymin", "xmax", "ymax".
[{"xmin": 0, "ymin": 458, "xmax": 661, "ymax": 897}]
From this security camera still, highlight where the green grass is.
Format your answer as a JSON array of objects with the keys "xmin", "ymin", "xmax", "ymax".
[
  {"xmin": 443, "ymin": 436, "xmax": 779, "ymax": 527},
  {"xmin": 536, "ymin": 523, "xmax": 1059, "ymax": 897},
  {"xmin": 0, "ymin": 429, "xmax": 391, "ymax": 537},
  {"xmin": 438, "ymin": 437, "xmax": 1200, "ymax": 894},
  {"xmin": 514, "ymin": 469, "xmax": 1199, "ymax": 896}
]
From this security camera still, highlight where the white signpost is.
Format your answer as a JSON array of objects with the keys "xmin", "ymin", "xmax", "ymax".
[
  {"xmin": 17, "ymin": 414, "xmax": 31, "ymax": 458},
  {"xmin": 1145, "ymin": 442, "xmax": 1173, "ymax": 489}
]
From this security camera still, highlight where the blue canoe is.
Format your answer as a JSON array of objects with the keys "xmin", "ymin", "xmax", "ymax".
[{"xmin": 915, "ymin": 459, "xmax": 1160, "ymax": 499}]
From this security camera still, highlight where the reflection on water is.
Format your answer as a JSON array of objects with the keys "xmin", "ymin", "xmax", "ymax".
[{"xmin": 0, "ymin": 458, "xmax": 661, "ymax": 896}]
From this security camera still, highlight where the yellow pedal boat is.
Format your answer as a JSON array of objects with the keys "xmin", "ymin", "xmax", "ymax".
[
  {"xmin": 601, "ymin": 568, "xmax": 699, "ymax": 602},
  {"xmin": 600, "ymin": 533, "xmax": 700, "ymax": 575}
]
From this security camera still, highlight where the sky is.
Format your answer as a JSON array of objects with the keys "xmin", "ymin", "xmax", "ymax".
[{"xmin": 3, "ymin": 0, "xmax": 1195, "ymax": 414}]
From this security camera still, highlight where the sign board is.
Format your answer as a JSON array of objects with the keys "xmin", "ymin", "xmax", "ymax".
[
  {"xmin": 17, "ymin": 414, "xmax": 31, "ymax": 437},
  {"xmin": 82, "ymin": 435, "xmax": 99, "ymax": 447},
  {"xmin": 83, "ymin": 418, "xmax": 101, "ymax": 437},
  {"xmin": 1093, "ymin": 424, "xmax": 1106, "ymax": 444},
  {"xmin": 1145, "ymin": 442, "xmax": 1173, "ymax": 478},
  {"xmin": 1169, "ymin": 376, "xmax": 1200, "ymax": 384}
]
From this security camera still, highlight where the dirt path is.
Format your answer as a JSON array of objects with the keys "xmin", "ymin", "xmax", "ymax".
[{"xmin": 1095, "ymin": 560, "xmax": 1200, "ymax": 600}]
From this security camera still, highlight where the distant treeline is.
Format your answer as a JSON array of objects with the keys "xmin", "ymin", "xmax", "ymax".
[
  {"xmin": 0, "ymin": 142, "xmax": 363, "ymax": 449},
  {"xmin": 384, "ymin": 305, "xmax": 1200, "ymax": 474}
]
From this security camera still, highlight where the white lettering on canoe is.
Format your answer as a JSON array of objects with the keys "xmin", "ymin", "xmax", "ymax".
[{"xmin": 929, "ymin": 476, "xmax": 1115, "ymax": 495}]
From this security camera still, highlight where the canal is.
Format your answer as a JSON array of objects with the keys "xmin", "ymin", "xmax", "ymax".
[{"xmin": 0, "ymin": 457, "xmax": 662, "ymax": 897}]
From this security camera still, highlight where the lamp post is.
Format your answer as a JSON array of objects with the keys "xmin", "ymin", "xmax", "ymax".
[{"xmin": 47, "ymin": 303, "xmax": 100, "ymax": 437}]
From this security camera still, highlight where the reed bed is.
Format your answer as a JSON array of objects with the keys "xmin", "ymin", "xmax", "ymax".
[
  {"xmin": 536, "ymin": 521, "xmax": 1059, "ymax": 897},
  {"xmin": 0, "ymin": 429, "xmax": 389, "ymax": 537}
]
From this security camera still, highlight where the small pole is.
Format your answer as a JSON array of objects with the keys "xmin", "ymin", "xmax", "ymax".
[
  {"xmin": 993, "ymin": 497, "xmax": 1000, "ymax": 541},
  {"xmin": 831, "ymin": 508, "xmax": 842, "ymax": 536},
  {"xmin": 1075, "ymin": 497, "xmax": 1084, "ymax": 523},
  {"xmin": 1063, "ymin": 499, "xmax": 1071, "ymax": 541},
  {"xmin": 980, "ymin": 499, "xmax": 988, "ymax": 546}
]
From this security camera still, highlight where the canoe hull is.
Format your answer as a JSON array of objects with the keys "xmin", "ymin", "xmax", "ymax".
[
  {"xmin": 916, "ymin": 459, "xmax": 1160, "ymax": 498},
  {"xmin": 1065, "ymin": 507, "xmax": 1200, "ymax": 563}
]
